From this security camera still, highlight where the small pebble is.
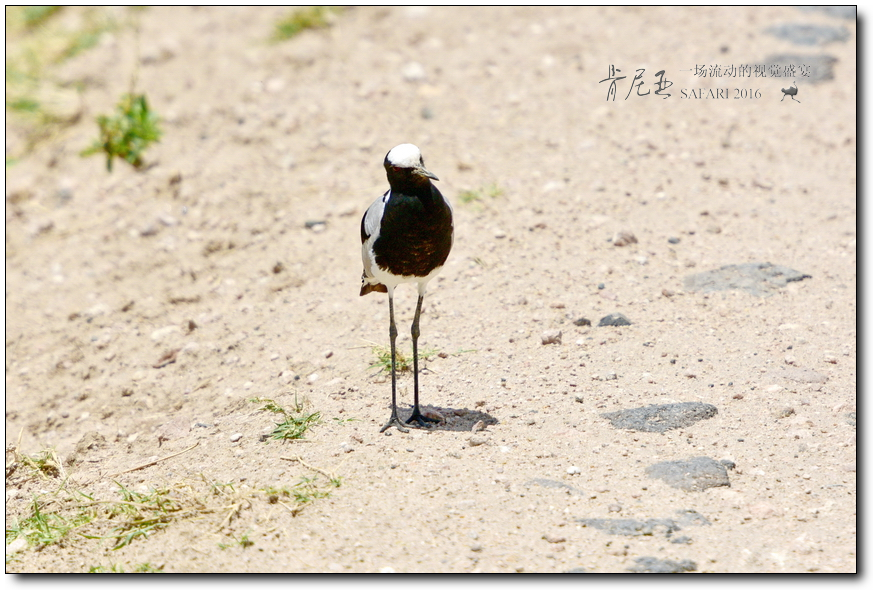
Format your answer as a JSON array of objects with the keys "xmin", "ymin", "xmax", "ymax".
[
  {"xmin": 567, "ymin": 466, "xmax": 581, "ymax": 475},
  {"xmin": 598, "ymin": 313, "xmax": 631, "ymax": 327},
  {"xmin": 468, "ymin": 435, "xmax": 489, "ymax": 447},
  {"xmin": 471, "ymin": 420, "xmax": 485, "ymax": 433},
  {"xmin": 542, "ymin": 534, "xmax": 566, "ymax": 544},
  {"xmin": 668, "ymin": 237, "xmax": 680, "ymax": 244},
  {"xmin": 573, "ymin": 317, "xmax": 591, "ymax": 326},
  {"xmin": 612, "ymin": 230, "xmax": 638, "ymax": 247},
  {"xmin": 230, "ymin": 433, "xmax": 243, "ymax": 442},
  {"xmin": 541, "ymin": 329, "xmax": 562, "ymax": 345}
]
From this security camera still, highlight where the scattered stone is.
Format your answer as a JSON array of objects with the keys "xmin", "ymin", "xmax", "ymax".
[
  {"xmin": 645, "ymin": 457, "xmax": 731, "ymax": 492},
  {"xmin": 305, "ymin": 220, "xmax": 326, "ymax": 232},
  {"xmin": 598, "ymin": 313, "xmax": 631, "ymax": 327},
  {"xmin": 401, "ymin": 61, "xmax": 427, "ymax": 82},
  {"xmin": 470, "ymin": 544, "xmax": 483, "ymax": 552},
  {"xmin": 628, "ymin": 557, "xmax": 697, "ymax": 573},
  {"xmin": 468, "ymin": 435, "xmax": 488, "ymax": 447},
  {"xmin": 601, "ymin": 402, "xmax": 718, "ymax": 433},
  {"xmin": 542, "ymin": 533, "xmax": 566, "ymax": 544},
  {"xmin": 578, "ymin": 510, "xmax": 709, "ymax": 539},
  {"xmin": 471, "ymin": 420, "xmax": 485, "ymax": 433},
  {"xmin": 765, "ymin": 23, "xmax": 850, "ymax": 45},
  {"xmin": 567, "ymin": 466, "xmax": 581, "ymax": 475},
  {"xmin": 541, "ymin": 329, "xmax": 562, "ymax": 345},
  {"xmin": 668, "ymin": 237, "xmax": 680, "ymax": 244},
  {"xmin": 608, "ymin": 503, "xmax": 623, "ymax": 513},
  {"xmin": 773, "ymin": 406, "xmax": 796, "ymax": 419},
  {"xmin": 230, "ymin": 433, "xmax": 243, "ymax": 442},
  {"xmin": 573, "ymin": 317, "xmax": 591, "ymax": 327},
  {"xmin": 684, "ymin": 262, "xmax": 811, "ymax": 297},
  {"xmin": 612, "ymin": 231, "xmax": 638, "ymax": 247}
]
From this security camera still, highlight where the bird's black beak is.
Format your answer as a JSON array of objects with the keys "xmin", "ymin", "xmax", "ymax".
[{"xmin": 416, "ymin": 167, "xmax": 439, "ymax": 181}]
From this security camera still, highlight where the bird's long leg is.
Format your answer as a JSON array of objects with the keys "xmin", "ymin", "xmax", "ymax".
[
  {"xmin": 406, "ymin": 294, "xmax": 440, "ymax": 428},
  {"xmin": 380, "ymin": 291, "xmax": 408, "ymax": 433}
]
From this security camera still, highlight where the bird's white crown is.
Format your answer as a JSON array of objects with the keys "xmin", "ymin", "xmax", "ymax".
[{"xmin": 386, "ymin": 143, "xmax": 423, "ymax": 168}]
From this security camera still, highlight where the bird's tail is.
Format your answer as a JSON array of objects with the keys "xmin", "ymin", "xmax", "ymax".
[{"xmin": 360, "ymin": 273, "xmax": 388, "ymax": 296}]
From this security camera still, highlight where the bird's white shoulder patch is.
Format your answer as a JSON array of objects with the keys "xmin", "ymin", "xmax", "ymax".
[
  {"xmin": 386, "ymin": 143, "xmax": 422, "ymax": 168},
  {"xmin": 363, "ymin": 190, "xmax": 390, "ymax": 242}
]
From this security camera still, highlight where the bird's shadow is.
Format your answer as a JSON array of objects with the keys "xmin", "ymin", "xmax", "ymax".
[{"xmin": 400, "ymin": 406, "xmax": 499, "ymax": 433}]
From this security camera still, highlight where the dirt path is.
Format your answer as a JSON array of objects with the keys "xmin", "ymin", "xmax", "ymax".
[{"xmin": 5, "ymin": 6, "xmax": 856, "ymax": 573}]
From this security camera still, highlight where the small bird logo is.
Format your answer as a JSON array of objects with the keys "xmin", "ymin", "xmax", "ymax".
[{"xmin": 780, "ymin": 81, "xmax": 800, "ymax": 103}]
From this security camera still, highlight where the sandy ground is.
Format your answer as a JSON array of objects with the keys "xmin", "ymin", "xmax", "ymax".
[{"xmin": 5, "ymin": 6, "xmax": 856, "ymax": 573}]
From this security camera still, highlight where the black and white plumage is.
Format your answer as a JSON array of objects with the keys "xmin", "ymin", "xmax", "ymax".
[{"xmin": 360, "ymin": 143, "xmax": 453, "ymax": 433}]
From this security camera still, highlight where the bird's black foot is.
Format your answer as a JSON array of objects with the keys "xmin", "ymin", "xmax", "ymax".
[
  {"xmin": 405, "ymin": 409, "xmax": 441, "ymax": 428},
  {"xmin": 380, "ymin": 414, "xmax": 409, "ymax": 434}
]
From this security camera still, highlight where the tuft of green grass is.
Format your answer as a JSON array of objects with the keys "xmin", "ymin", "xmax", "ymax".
[
  {"xmin": 273, "ymin": 6, "xmax": 339, "ymax": 41},
  {"xmin": 6, "ymin": 496, "xmax": 94, "ymax": 548},
  {"xmin": 80, "ymin": 93, "xmax": 161, "ymax": 171},
  {"xmin": 331, "ymin": 416, "xmax": 359, "ymax": 426},
  {"xmin": 368, "ymin": 344, "xmax": 440, "ymax": 373},
  {"xmin": 250, "ymin": 397, "xmax": 321, "ymax": 441},
  {"xmin": 21, "ymin": 6, "xmax": 63, "ymax": 30},
  {"xmin": 457, "ymin": 183, "xmax": 504, "ymax": 205}
]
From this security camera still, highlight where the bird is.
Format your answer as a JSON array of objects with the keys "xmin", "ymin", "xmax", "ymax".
[{"xmin": 360, "ymin": 143, "xmax": 454, "ymax": 433}]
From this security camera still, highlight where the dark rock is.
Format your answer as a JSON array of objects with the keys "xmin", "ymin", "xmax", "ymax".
[
  {"xmin": 763, "ymin": 54, "xmax": 838, "ymax": 84},
  {"xmin": 765, "ymin": 23, "xmax": 850, "ymax": 45},
  {"xmin": 578, "ymin": 517, "xmax": 681, "ymax": 538},
  {"xmin": 628, "ymin": 557, "xmax": 697, "ymax": 573},
  {"xmin": 573, "ymin": 317, "xmax": 591, "ymax": 327},
  {"xmin": 577, "ymin": 510, "xmax": 710, "ymax": 540},
  {"xmin": 601, "ymin": 402, "xmax": 718, "ymax": 433},
  {"xmin": 684, "ymin": 262, "xmax": 811, "ymax": 297},
  {"xmin": 645, "ymin": 457, "xmax": 731, "ymax": 492},
  {"xmin": 719, "ymin": 459, "xmax": 737, "ymax": 471},
  {"xmin": 668, "ymin": 237, "xmax": 680, "ymax": 244},
  {"xmin": 598, "ymin": 312, "xmax": 631, "ymax": 327}
]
